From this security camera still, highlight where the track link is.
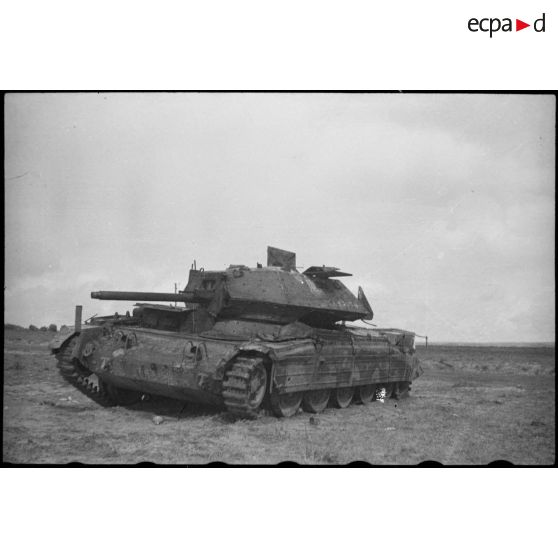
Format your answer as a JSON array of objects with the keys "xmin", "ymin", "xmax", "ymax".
[
  {"xmin": 54, "ymin": 337, "xmax": 116, "ymax": 407},
  {"xmin": 222, "ymin": 357, "xmax": 266, "ymax": 418}
]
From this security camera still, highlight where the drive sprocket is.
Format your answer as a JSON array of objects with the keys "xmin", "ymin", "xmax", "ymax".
[
  {"xmin": 54, "ymin": 336, "xmax": 116, "ymax": 407},
  {"xmin": 222, "ymin": 356, "xmax": 267, "ymax": 418}
]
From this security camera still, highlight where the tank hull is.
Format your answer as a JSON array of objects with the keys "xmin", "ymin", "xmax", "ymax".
[{"xmin": 58, "ymin": 320, "xmax": 423, "ymax": 413}]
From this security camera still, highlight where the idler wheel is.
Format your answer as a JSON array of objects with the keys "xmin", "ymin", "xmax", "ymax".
[
  {"xmin": 302, "ymin": 389, "xmax": 330, "ymax": 413},
  {"xmin": 270, "ymin": 391, "xmax": 303, "ymax": 418},
  {"xmin": 380, "ymin": 382, "xmax": 395, "ymax": 399},
  {"xmin": 355, "ymin": 384, "xmax": 375, "ymax": 404},
  {"xmin": 331, "ymin": 387, "xmax": 354, "ymax": 408}
]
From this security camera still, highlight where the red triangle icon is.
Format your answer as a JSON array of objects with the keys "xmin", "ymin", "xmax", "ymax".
[{"xmin": 516, "ymin": 19, "xmax": 530, "ymax": 31}]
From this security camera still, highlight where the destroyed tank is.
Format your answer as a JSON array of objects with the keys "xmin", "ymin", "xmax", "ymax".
[{"xmin": 50, "ymin": 247, "xmax": 424, "ymax": 417}]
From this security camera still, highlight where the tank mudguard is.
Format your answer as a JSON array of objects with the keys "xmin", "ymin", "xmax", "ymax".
[
  {"xmin": 236, "ymin": 335, "xmax": 423, "ymax": 391},
  {"xmin": 48, "ymin": 327, "xmax": 78, "ymax": 351},
  {"xmin": 234, "ymin": 339, "xmax": 318, "ymax": 393},
  {"xmin": 237, "ymin": 341, "xmax": 275, "ymax": 357},
  {"xmin": 49, "ymin": 326, "xmax": 105, "ymax": 362}
]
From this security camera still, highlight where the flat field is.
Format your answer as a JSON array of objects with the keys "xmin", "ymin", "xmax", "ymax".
[{"xmin": 2, "ymin": 329, "xmax": 555, "ymax": 464}]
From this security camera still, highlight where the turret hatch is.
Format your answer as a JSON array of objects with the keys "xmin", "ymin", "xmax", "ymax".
[
  {"xmin": 303, "ymin": 266, "xmax": 352, "ymax": 278},
  {"xmin": 267, "ymin": 246, "xmax": 296, "ymax": 271}
]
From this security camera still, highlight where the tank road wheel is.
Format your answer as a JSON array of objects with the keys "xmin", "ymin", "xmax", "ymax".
[
  {"xmin": 331, "ymin": 387, "xmax": 354, "ymax": 408},
  {"xmin": 394, "ymin": 381, "xmax": 411, "ymax": 400},
  {"xmin": 302, "ymin": 389, "xmax": 330, "ymax": 414},
  {"xmin": 355, "ymin": 384, "xmax": 375, "ymax": 404},
  {"xmin": 382, "ymin": 382, "xmax": 395, "ymax": 399},
  {"xmin": 222, "ymin": 357, "xmax": 268, "ymax": 418},
  {"xmin": 270, "ymin": 391, "xmax": 303, "ymax": 418}
]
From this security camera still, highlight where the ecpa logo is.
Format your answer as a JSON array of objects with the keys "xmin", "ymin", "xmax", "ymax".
[{"xmin": 468, "ymin": 13, "xmax": 546, "ymax": 37}]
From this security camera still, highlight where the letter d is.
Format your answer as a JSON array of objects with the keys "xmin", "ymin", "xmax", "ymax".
[{"xmin": 534, "ymin": 13, "xmax": 545, "ymax": 32}]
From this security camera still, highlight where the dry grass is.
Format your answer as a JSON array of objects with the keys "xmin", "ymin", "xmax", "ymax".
[{"xmin": 2, "ymin": 329, "xmax": 555, "ymax": 464}]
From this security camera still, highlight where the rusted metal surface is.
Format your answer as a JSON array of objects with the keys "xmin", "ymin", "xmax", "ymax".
[
  {"xmin": 267, "ymin": 246, "xmax": 296, "ymax": 270},
  {"xmin": 92, "ymin": 252, "xmax": 376, "ymax": 327},
  {"xmin": 53, "ymin": 247, "xmax": 425, "ymax": 417},
  {"xmin": 48, "ymin": 324, "xmax": 100, "ymax": 351},
  {"xmin": 66, "ymin": 321, "xmax": 422, "ymax": 400}
]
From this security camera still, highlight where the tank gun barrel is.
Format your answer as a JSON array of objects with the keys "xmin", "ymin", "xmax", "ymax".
[{"xmin": 91, "ymin": 291, "xmax": 198, "ymax": 303}]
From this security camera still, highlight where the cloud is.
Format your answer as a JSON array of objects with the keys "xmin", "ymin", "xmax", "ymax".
[{"xmin": 4, "ymin": 93, "xmax": 555, "ymax": 342}]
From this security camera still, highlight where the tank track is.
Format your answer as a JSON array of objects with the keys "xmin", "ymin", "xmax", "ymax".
[
  {"xmin": 54, "ymin": 337, "xmax": 116, "ymax": 407},
  {"xmin": 222, "ymin": 356, "xmax": 265, "ymax": 418}
]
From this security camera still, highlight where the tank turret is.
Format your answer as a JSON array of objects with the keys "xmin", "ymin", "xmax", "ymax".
[{"xmin": 91, "ymin": 246, "xmax": 373, "ymax": 327}]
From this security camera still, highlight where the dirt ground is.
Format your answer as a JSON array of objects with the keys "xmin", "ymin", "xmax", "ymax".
[{"xmin": 2, "ymin": 328, "xmax": 555, "ymax": 464}]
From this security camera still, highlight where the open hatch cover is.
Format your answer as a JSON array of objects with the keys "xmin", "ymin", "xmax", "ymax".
[{"xmin": 303, "ymin": 266, "xmax": 352, "ymax": 278}]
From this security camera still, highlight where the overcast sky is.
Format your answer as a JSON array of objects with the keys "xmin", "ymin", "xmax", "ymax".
[{"xmin": 4, "ymin": 93, "xmax": 555, "ymax": 342}]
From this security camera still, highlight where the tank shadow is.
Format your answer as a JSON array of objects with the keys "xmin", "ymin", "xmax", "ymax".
[
  {"xmin": 122, "ymin": 395, "xmax": 274, "ymax": 423},
  {"xmin": 124, "ymin": 395, "xmax": 222, "ymax": 420}
]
